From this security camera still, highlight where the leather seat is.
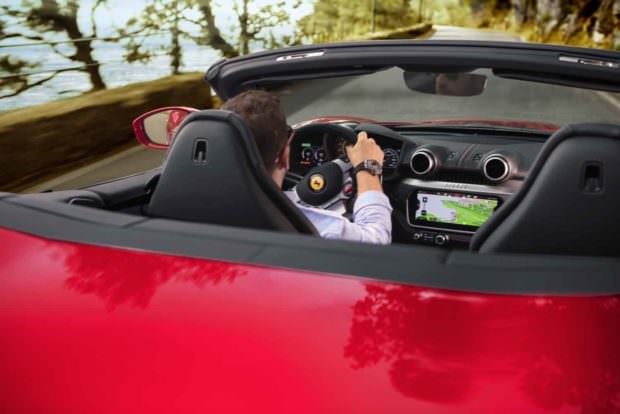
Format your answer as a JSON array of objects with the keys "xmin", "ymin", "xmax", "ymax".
[
  {"xmin": 470, "ymin": 123, "xmax": 620, "ymax": 256},
  {"xmin": 148, "ymin": 110, "xmax": 317, "ymax": 235}
]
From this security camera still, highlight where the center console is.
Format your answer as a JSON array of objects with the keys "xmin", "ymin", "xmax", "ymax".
[
  {"xmin": 407, "ymin": 189, "xmax": 500, "ymax": 247},
  {"xmin": 394, "ymin": 179, "xmax": 517, "ymax": 248}
]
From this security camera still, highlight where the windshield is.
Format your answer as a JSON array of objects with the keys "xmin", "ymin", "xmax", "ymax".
[{"xmin": 279, "ymin": 67, "xmax": 620, "ymax": 127}]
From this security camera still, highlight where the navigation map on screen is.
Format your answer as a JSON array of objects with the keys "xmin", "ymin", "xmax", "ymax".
[{"xmin": 415, "ymin": 191, "xmax": 498, "ymax": 228}]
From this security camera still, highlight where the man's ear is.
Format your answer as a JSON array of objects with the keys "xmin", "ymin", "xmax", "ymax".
[{"xmin": 276, "ymin": 144, "xmax": 290, "ymax": 170}]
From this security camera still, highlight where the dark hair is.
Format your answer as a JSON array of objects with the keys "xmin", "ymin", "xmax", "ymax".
[{"xmin": 222, "ymin": 90, "xmax": 288, "ymax": 172}]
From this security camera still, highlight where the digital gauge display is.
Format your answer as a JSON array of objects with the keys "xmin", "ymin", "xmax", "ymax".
[
  {"xmin": 299, "ymin": 142, "xmax": 326, "ymax": 168},
  {"xmin": 293, "ymin": 136, "xmax": 402, "ymax": 175}
]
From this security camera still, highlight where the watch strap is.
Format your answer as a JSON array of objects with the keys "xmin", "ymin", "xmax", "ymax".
[{"xmin": 353, "ymin": 160, "xmax": 382, "ymax": 176}]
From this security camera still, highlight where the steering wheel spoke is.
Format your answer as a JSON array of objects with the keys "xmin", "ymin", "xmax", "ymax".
[{"xmin": 283, "ymin": 171, "xmax": 303, "ymax": 190}]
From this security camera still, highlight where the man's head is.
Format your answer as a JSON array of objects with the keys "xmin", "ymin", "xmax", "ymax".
[{"xmin": 222, "ymin": 90, "xmax": 290, "ymax": 180}]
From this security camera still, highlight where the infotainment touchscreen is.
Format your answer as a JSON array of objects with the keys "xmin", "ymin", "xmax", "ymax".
[{"xmin": 411, "ymin": 190, "xmax": 499, "ymax": 232}]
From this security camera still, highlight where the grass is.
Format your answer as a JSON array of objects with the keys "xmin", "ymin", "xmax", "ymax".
[
  {"xmin": 417, "ymin": 201, "xmax": 495, "ymax": 227},
  {"xmin": 442, "ymin": 201, "xmax": 495, "ymax": 227}
]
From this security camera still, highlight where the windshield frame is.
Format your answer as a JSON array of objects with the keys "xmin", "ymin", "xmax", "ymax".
[{"xmin": 207, "ymin": 40, "xmax": 620, "ymax": 100}]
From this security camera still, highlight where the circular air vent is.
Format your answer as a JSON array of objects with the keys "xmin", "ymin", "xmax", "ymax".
[
  {"xmin": 410, "ymin": 149, "xmax": 436, "ymax": 176},
  {"xmin": 483, "ymin": 155, "xmax": 511, "ymax": 182}
]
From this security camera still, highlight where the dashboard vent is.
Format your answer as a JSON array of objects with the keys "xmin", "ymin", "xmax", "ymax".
[{"xmin": 410, "ymin": 149, "xmax": 436, "ymax": 176}]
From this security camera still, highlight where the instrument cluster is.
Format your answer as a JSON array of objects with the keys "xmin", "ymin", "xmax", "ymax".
[
  {"xmin": 298, "ymin": 144, "xmax": 328, "ymax": 166},
  {"xmin": 290, "ymin": 132, "xmax": 402, "ymax": 175}
]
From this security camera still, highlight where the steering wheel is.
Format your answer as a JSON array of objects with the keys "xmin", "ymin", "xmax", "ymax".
[{"xmin": 290, "ymin": 123, "xmax": 358, "ymax": 212}]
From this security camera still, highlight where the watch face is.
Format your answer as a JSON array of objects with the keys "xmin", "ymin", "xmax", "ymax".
[{"xmin": 364, "ymin": 160, "xmax": 383, "ymax": 175}]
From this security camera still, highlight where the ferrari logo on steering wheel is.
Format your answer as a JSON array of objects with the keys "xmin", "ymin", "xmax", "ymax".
[{"xmin": 309, "ymin": 174, "xmax": 326, "ymax": 192}]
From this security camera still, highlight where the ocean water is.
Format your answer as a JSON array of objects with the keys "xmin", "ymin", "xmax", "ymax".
[
  {"xmin": 0, "ymin": 0, "xmax": 313, "ymax": 113},
  {"xmin": 1, "ymin": 39, "xmax": 222, "ymax": 112}
]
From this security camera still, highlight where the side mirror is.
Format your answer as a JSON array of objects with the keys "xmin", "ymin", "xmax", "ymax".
[
  {"xmin": 403, "ymin": 71, "xmax": 487, "ymax": 96},
  {"xmin": 132, "ymin": 106, "xmax": 197, "ymax": 149}
]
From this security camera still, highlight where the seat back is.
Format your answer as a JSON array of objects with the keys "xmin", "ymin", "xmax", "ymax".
[
  {"xmin": 470, "ymin": 123, "xmax": 620, "ymax": 256},
  {"xmin": 148, "ymin": 110, "xmax": 317, "ymax": 235}
]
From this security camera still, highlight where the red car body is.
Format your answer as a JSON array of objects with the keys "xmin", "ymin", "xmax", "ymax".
[
  {"xmin": 1, "ymin": 227, "xmax": 619, "ymax": 413},
  {"xmin": 3, "ymin": 40, "xmax": 620, "ymax": 413}
]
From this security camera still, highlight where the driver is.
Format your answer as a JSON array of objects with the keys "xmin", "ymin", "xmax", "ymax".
[{"xmin": 222, "ymin": 90, "xmax": 392, "ymax": 244}]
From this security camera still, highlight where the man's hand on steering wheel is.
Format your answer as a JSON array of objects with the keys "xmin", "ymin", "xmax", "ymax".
[
  {"xmin": 346, "ymin": 132, "xmax": 385, "ymax": 194},
  {"xmin": 293, "ymin": 125, "xmax": 385, "ymax": 212},
  {"xmin": 346, "ymin": 131, "xmax": 384, "ymax": 167}
]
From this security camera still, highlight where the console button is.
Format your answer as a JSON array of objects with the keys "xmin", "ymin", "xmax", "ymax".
[
  {"xmin": 423, "ymin": 233, "xmax": 435, "ymax": 243},
  {"xmin": 434, "ymin": 234, "xmax": 449, "ymax": 246},
  {"xmin": 343, "ymin": 183, "xmax": 354, "ymax": 197},
  {"xmin": 413, "ymin": 232, "xmax": 422, "ymax": 241}
]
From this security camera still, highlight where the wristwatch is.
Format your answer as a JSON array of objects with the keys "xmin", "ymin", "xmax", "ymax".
[{"xmin": 353, "ymin": 159, "xmax": 383, "ymax": 176}]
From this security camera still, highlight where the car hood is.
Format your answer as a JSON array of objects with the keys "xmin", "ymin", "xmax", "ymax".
[{"xmin": 1, "ymin": 227, "xmax": 619, "ymax": 413}]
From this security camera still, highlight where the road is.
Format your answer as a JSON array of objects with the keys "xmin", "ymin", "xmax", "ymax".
[{"xmin": 24, "ymin": 26, "xmax": 620, "ymax": 192}]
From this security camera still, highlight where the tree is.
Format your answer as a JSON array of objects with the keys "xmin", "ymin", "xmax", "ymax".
[
  {"xmin": 193, "ymin": 0, "xmax": 302, "ymax": 57},
  {"xmin": 0, "ymin": 0, "xmax": 108, "ymax": 99},
  {"xmin": 193, "ymin": 0, "xmax": 239, "ymax": 58},
  {"xmin": 572, "ymin": 0, "xmax": 620, "ymax": 44},
  {"xmin": 231, "ymin": 0, "xmax": 297, "ymax": 55},
  {"xmin": 0, "ymin": 24, "xmax": 40, "ymax": 99},
  {"xmin": 121, "ymin": 0, "xmax": 302, "ymax": 76},
  {"xmin": 443, "ymin": 0, "xmax": 620, "ymax": 48},
  {"xmin": 121, "ymin": 0, "xmax": 193, "ymax": 75},
  {"xmin": 298, "ymin": 0, "xmax": 417, "ymax": 43}
]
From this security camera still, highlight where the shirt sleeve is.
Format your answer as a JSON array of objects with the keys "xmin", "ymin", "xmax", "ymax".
[
  {"xmin": 335, "ymin": 190, "xmax": 393, "ymax": 245},
  {"xmin": 285, "ymin": 189, "xmax": 393, "ymax": 245}
]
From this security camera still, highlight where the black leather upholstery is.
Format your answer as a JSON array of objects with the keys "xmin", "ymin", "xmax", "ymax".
[
  {"xmin": 148, "ymin": 110, "xmax": 317, "ymax": 235},
  {"xmin": 470, "ymin": 123, "xmax": 620, "ymax": 256}
]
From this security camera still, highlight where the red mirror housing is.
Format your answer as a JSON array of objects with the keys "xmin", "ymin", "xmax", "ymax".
[{"xmin": 132, "ymin": 106, "xmax": 198, "ymax": 149}]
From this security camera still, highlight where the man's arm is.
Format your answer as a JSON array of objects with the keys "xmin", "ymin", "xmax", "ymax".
[
  {"xmin": 337, "ymin": 190, "xmax": 392, "ymax": 244},
  {"xmin": 335, "ymin": 131, "xmax": 392, "ymax": 244},
  {"xmin": 287, "ymin": 131, "xmax": 392, "ymax": 244},
  {"xmin": 347, "ymin": 131, "xmax": 384, "ymax": 194}
]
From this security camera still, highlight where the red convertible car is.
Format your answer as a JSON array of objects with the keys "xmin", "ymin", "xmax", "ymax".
[{"xmin": 1, "ymin": 41, "xmax": 620, "ymax": 413}]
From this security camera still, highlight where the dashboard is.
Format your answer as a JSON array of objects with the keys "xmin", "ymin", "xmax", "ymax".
[
  {"xmin": 289, "ymin": 121, "xmax": 548, "ymax": 248},
  {"xmin": 289, "ymin": 129, "xmax": 403, "ymax": 177}
]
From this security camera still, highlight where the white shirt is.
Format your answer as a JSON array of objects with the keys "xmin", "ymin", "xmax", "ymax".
[{"xmin": 285, "ymin": 190, "xmax": 393, "ymax": 244}]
